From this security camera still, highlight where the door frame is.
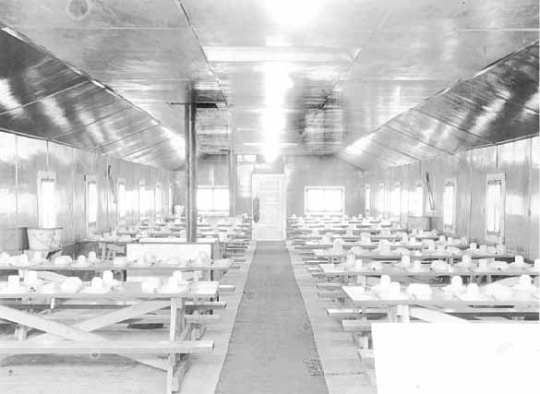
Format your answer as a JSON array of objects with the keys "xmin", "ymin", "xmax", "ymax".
[{"xmin": 251, "ymin": 173, "xmax": 287, "ymax": 241}]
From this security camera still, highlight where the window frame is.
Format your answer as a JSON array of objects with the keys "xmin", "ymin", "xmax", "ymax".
[
  {"xmin": 138, "ymin": 180, "xmax": 146, "ymax": 219},
  {"xmin": 304, "ymin": 186, "xmax": 345, "ymax": 215},
  {"xmin": 364, "ymin": 183, "xmax": 371, "ymax": 215},
  {"xmin": 85, "ymin": 175, "xmax": 98, "ymax": 235},
  {"xmin": 390, "ymin": 182, "xmax": 401, "ymax": 218},
  {"xmin": 378, "ymin": 183, "xmax": 385, "ymax": 218},
  {"xmin": 37, "ymin": 171, "xmax": 57, "ymax": 228},
  {"xmin": 411, "ymin": 180, "xmax": 424, "ymax": 217},
  {"xmin": 485, "ymin": 173, "xmax": 506, "ymax": 242},
  {"xmin": 443, "ymin": 178, "xmax": 457, "ymax": 234},
  {"xmin": 117, "ymin": 178, "xmax": 126, "ymax": 221},
  {"xmin": 155, "ymin": 182, "xmax": 162, "ymax": 218},
  {"xmin": 168, "ymin": 183, "xmax": 174, "ymax": 216},
  {"xmin": 197, "ymin": 186, "xmax": 230, "ymax": 215}
]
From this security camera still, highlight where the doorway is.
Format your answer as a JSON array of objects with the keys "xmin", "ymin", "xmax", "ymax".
[{"xmin": 251, "ymin": 174, "xmax": 286, "ymax": 240}]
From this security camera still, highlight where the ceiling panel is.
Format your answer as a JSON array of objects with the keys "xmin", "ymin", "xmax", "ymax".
[
  {"xmin": 342, "ymin": 41, "xmax": 539, "ymax": 169},
  {"xmin": 0, "ymin": 0, "xmax": 538, "ymax": 165}
]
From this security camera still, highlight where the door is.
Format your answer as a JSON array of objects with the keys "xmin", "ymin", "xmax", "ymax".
[{"xmin": 252, "ymin": 174, "xmax": 286, "ymax": 240}]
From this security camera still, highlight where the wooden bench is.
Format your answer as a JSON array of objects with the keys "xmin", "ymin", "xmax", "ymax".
[
  {"xmin": 327, "ymin": 308, "xmax": 387, "ymax": 320},
  {"xmin": 342, "ymin": 319, "xmax": 374, "ymax": 332},
  {"xmin": 0, "ymin": 340, "xmax": 214, "ymax": 355},
  {"xmin": 185, "ymin": 301, "xmax": 227, "ymax": 312},
  {"xmin": 184, "ymin": 314, "xmax": 220, "ymax": 325},
  {"xmin": 316, "ymin": 283, "xmax": 342, "ymax": 290},
  {"xmin": 317, "ymin": 290, "xmax": 345, "ymax": 300},
  {"xmin": 218, "ymin": 284, "xmax": 236, "ymax": 294}
]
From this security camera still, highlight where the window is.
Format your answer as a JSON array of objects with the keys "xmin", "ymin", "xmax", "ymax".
[
  {"xmin": 411, "ymin": 181, "xmax": 423, "ymax": 217},
  {"xmin": 197, "ymin": 186, "xmax": 230, "ymax": 214},
  {"xmin": 85, "ymin": 175, "xmax": 98, "ymax": 233},
  {"xmin": 378, "ymin": 183, "xmax": 385, "ymax": 216},
  {"xmin": 305, "ymin": 187, "xmax": 344, "ymax": 215},
  {"xmin": 390, "ymin": 183, "xmax": 401, "ymax": 217},
  {"xmin": 38, "ymin": 171, "xmax": 56, "ymax": 228},
  {"xmin": 443, "ymin": 178, "xmax": 457, "ymax": 233},
  {"xmin": 117, "ymin": 179, "xmax": 126, "ymax": 220},
  {"xmin": 485, "ymin": 174, "xmax": 505, "ymax": 241},
  {"xmin": 138, "ymin": 181, "xmax": 146, "ymax": 217},
  {"xmin": 364, "ymin": 184, "xmax": 371, "ymax": 214},
  {"xmin": 168, "ymin": 183, "xmax": 174, "ymax": 215},
  {"xmin": 155, "ymin": 183, "xmax": 162, "ymax": 217}
]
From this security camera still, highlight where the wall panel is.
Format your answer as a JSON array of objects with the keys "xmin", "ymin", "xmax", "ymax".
[
  {"xmin": 529, "ymin": 136, "xmax": 539, "ymax": 259},
  {"xmin": 16, "ymin": 136, "xmax": 47, "ymax": 250},
  {"xmin": 47, "ymin": 142, "xmax": 74, "ymax": 245},
  {"xmin": 364, "ymin": 137, "xmax": 538, "ymax": 260},
  {"xmin": 0, "ymin": 133, "xmax": 18, "ymax": 253},
  {"xmin": 0, "ymin": 131, "xmax": 176, "ymax": 253},
  {"xmin": 498, "ymin": 139, "xmax": 531, "ymax": 255}
]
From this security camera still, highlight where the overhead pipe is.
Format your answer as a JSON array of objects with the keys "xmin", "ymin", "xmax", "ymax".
[
  {"xmin": 185, "ymin": 85, "xmax": 197, "ymax": 242},
  {"xmin": 229, "ymin": 151, "xmax": 236, "ymax": 216}
]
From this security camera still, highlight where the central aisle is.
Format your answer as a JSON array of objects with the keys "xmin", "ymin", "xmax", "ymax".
[{"xmin": 216, "ymin": 241, "xmax": 328, "ymax": 394}]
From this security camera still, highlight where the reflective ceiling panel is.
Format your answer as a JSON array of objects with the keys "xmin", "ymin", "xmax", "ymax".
[
  {"xmin": 342, "ymin": 41, "xmax": 539, "ymax": 169},
  {"xmin": 0, "ymin": 0, "xmax": 538, "ymax": 167},
  {"xmin": 0, "ymin": 25, "xmax": 185, "ymax": 170}
]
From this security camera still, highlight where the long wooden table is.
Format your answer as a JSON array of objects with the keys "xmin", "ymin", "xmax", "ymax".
[
  {"xmin": 319, "ymin": 263, "xmax": 539, "ymax": 285},
  {"xmin": 0, "ymin": 259, "xmax": 233, "ymax": 281},
  {"xmin": 312, "ymin": 249, "xmax": 517, "ymax": 263},
  {"xmin": 342, "ymin": 285, "xmax": 539, "ymax": 323},
  {"xmin": 0, "ymin": 280, "xmax": 219, "ymax": 393}
]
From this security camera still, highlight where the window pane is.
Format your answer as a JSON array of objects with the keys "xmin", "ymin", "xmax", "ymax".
[
  {"xmin": 390, "ymin": 186, "xmax": 401, "ymax": 216},
  {"xmin": 443, "ymin": 183, "xmax": 454, "ymax": 227},
  {"xmin": 155, "ymin": 184, "xmax": 162, "ymax": 214},
  {"xmin": 365, "ymin": 185, "xmax": 371, "ymax": 212},
  {"xmin": 213, "ymin": 189, "xmax": 230, "ymax": 212},
  {"xmin": 197, "ymin": 189, "xmax": 212, "ymax": 211},
  {"xmin": 324, "ymin": 189, "xmax": 343, "ymax": 212},
  {"xmin": 88, "ymin": 181, "xmax": 98, "ymax": 225},
  {"xmin": 118, "ymin": 183, "xmax": 126, "ymax": 219},
  {"xmin": 169, "ymin": 184, "xmax": 174, "ymax": 215},
  {"xmin": 486, "ymin": 181, "xmax": 502, "ymax": 233},
  {"xmin": 306, "ymin": 189, "xmax": 325, "ymax": 212},
  {"xmin": 39, "ymin": 179, "xmax": 56, "ymax": 228},
  {"xmin": 379, "ymin": 184, "xmax": 385, "ymax": 214}
]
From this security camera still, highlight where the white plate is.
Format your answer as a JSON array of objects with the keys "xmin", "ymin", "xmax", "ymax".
[
  {"xmin": 81, "ymin": 287, "xmax": 109, "ymax": 294},
  {"xmin": 71, "ymin": 262, "xmax": 92, "ymax": 268},
  {"xmin": 37, "ymin": 285, "xmax": 57, "ymax": 295},
  {"xmin": 457, "ymin": 294, "xmax": 489, "ymax": 301},
  {"xmin": 406, "ymin": 267, "xmax": 429, "ymax": 273},
  {"xmin": 0, "ymin": 286, "xmax": 29, "ymax": 294},
  {"xmin": 157, "ymin": 286, "xmax": 188, "ymax": 294},
  {"xmin": 378, "ymin": 293, "xmax": 409, "ymax": 301}
]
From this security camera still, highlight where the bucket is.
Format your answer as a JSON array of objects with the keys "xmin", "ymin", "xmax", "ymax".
[{"xmin": 27, "ymin": 227, "xmax": 62, "ymax": 251}]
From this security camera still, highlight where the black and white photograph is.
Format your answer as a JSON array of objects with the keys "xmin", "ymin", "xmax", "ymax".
[{"xmin": 0, "ymin": 1, "xmax": 538, "ymax": 393}]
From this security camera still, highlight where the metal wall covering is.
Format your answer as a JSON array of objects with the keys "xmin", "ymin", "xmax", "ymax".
[
  {"xmin": 47, "ymin": 141, "xmax": 74, "ymax": 245},
  {"xmin": 498, "ymin": 139, "xmax": 532, "ymax": 255},
  {"xmin": 0, "ymin": 131, "xmax": 175, "ymax": 253},
  {"xmin": 529, "ymin": 136, "xmax": 539, "ymax": 259},
  {"xmin": 0, "ymin": 132, "xmax": 17, "ymax": 253},
  {"xmin": 363, "ymin": 137, "xmax": 538, "ymax": 260}
]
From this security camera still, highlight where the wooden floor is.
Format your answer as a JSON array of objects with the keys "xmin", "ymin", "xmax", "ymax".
[{"xmin": 288, "ymin": 242, "xmax": 377, "ymax": 394}]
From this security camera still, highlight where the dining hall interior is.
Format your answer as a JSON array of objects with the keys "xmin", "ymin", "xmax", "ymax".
[{"xmin": 0, "ymin": 1, "xmax": 538, "ymax": 393}]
